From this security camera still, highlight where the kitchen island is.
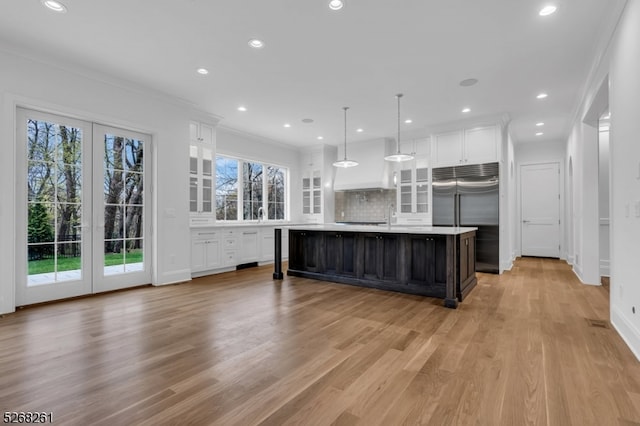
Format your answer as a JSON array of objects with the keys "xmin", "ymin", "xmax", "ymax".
[{"xmin": 285, "ymin": 224, "xmax": 477, "ymax": 308}]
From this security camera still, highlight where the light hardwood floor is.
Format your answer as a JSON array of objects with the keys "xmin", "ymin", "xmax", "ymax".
[{"xmin": 1, "ymin": 258, "xmax": 639, "ymax": 425}]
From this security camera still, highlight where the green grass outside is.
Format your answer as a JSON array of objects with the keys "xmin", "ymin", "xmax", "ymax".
[{"xmin": 28, "ymin": 250, "xmax": 143, "ymax": 275}]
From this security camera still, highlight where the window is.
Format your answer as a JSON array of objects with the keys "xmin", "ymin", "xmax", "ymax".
[
  {"xmin": 267, "ymin": 166, "xmax": 285, "ymax": 220},
  {"xmin": 215, "ymin": 155, "xmax": 287, "ymax": 221},
  {"xmin": 242, "ymin": 162, "xmax": 263, "ymax": 220},
  {"xmin": 216, "ymin": 157, "xmax": 238, "ymax": 220}
]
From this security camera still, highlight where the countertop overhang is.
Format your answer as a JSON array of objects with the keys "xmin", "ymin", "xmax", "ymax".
[{"xmin": 285, "ymin": 224, "xmax": 477, "ymax": 235}]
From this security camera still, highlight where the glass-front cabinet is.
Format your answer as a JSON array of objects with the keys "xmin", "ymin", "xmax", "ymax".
[
  {"xmin": 302, "ymin": 169, "xmax": 322, "ymax": 216},
  {"xmin": 395, "ymin": 138, "xmax": 430, "ymax": 224},
  {"xmin": 189, "ymin": 121, "xmax": 216, "ymax": 226}
]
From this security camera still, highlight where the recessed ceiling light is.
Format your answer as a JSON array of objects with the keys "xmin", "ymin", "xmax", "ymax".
[
  {"xmin": 459, "ymin": 78, "xmax": 478, "ymax": 87},
  {"xmin": 356, "ymin": 128, "xmax": 364, "ymax": 133},
  {"xmin": 329, "ymin": 0, "xmax": 344, "ymax": 10},
  {"xmin": 539, "ymin": 5, "xmax": 557, "ymax": 16},
  {"xmin": 317, "ymin": 136, "xmax": 324, "ymax": 140},
  {"xmin": 537, "ymin": 93, "xmax": 548, "ymax": 99},
  {"xmin": 283, "ymin": 123, "xmax": 291, "ymax": 128},
  {"xmin": 237, "ymin": 106, "xmax": 247, "ymax": 112},
  {"xmin": 196, "ymin": 68, "xmax": 209, "ymax": 75},
  {"xmin": 41, "ymin": 0, "xmax": 67, "ymax": 13},
  {"xmin": 248, "ymin": 39, "xmax": 264, "ymax": 49},
  {"xmin": 462, "ymin": 107, "xmax": 471, "ymax": 113},
  {"xmin": 536, "ymin": 122, "xmax": 545, "ymax": 126},
  {"xmin": 404, "ymin": 119, "xmax": 413, "ymax": 124},
  {"xmin": 536, "ymin": 132, "xmax": 544, "ymax": 136}
]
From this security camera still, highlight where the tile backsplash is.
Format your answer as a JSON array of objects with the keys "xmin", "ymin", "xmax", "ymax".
[{"xmin": 334, "ymin": 189, "xmax": 396, "ymax": 223}]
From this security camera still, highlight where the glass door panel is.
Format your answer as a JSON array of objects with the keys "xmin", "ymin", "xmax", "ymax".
[
  {"xmin": 94, "ymin": 124, "xmax": 151, "ymax": 292},
  {"xmin": 17, "ymin": 109, "xmax": 92, "ymax": 305}
]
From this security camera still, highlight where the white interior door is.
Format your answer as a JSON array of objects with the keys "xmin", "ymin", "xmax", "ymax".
[
  {"xmin": 16, "ymin": 109, "xmax": 152, "ymax": 305},
  {"xmin": 521, "ymin": 162, "xmax": 560, "ymax": 257}
]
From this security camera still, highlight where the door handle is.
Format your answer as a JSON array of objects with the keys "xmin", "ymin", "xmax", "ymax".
[{"xmin": 522, "ymin": 220, "xmax": 530, "ymax": 223}]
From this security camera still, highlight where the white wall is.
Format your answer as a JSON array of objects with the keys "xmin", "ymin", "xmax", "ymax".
[
  {"xmin": 514, "ymin": 140, "xmax": 566, "ymax": 259},
  {"xmin": 607, "ymin": 0, "xmax": 640, "ymax": 360},
  {"xmin": 566, "ymin": 0, "xmax": 640, "ymax": 360}
]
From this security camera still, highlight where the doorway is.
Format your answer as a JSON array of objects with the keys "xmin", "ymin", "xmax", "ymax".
[
  {"xmin": 520, "ymin": 162, "xmax": 561, "ymax": 257},
  {"xmin": 598, "ymin": 110, "xmax": 611, "ymax": 283},
  {"xmin": 16, "ymin": 108, "xmax": 152, "ymax": 305}
]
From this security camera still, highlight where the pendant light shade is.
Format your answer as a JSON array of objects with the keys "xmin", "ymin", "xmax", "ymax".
[
  {"xmin": 333, "ymin": 106, "xmax": 359, "ymax": 168},
  {"xmin": 384, "ymin": 93, "xmax": 414, "ymax": 162}
]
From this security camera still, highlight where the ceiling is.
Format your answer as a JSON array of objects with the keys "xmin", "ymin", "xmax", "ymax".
[{"xmin": 0, "ymin": 0, "xmax": 625, "ymax": 148}]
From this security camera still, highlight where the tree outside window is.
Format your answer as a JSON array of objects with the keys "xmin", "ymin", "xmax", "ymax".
[
  {"xmin": 216, "ymin": 157, "xmax": 238, "ymax": 220},
  {"xmin": 267, "ymin": 166, "xmax": 285, "ymax": 220},
  {"xmin": 243, "ymin": 162, "xmax": 263, "ymax": 220}
]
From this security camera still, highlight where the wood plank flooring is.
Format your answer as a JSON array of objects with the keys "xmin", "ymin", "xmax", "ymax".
[{"xmin": 1, "ymin": 257, "xmax": 639, "ymax": 425}]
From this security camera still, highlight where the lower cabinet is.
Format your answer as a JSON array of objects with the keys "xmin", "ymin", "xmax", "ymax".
[
  {"xmin": 360, "ymin": 233, "xmax": 400, "ymax": 282},
  {"xmin": 324, "ymin": 232, "xmax": 357, "ymax": 277},
  {"xmin": 191, "ymin": 231, "xmax": 222, "ymax": 272},
  {"xmin": 192, "ymin": 226, "xmax": 290, "ymax": 276},
  {"xmin": 406, "ymin": 235, "xmax": 447, "ymax": 298}
]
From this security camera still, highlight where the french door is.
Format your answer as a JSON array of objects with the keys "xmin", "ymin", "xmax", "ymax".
[{"xmin": 16, "ymin": 109, "xmax": 152, "ymax": 305}]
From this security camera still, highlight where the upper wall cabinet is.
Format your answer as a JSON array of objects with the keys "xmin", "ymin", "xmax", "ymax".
[
  {"xmin": 432, "ymin": 125, "xmax": 498, "ymax": 167},
  {"xmin": 190, "ymin": 121, "xmax": 216, "ymax": 227}
]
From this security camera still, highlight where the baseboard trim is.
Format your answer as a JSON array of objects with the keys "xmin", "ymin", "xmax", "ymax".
[
  {"xmin": 611, "ymin": 306, "xmax": 640, "ymax": 362},
  {"xmin": 156, "ymin": 269, "xmax": 192, "ymax": 286}
]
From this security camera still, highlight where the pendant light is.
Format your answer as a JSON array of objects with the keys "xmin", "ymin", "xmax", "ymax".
[
  {"xmin": 333, "ymin": 106, "xmax": 359, "ymax": 168},
  {"xmin": 384, "ymin": 93, "xmax": 414, "ymax": 162}
]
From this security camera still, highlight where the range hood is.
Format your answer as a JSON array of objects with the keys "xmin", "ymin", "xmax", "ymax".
[{"xmin": 333, "ymin": 138, "xmax": 394, "ymax": 191}]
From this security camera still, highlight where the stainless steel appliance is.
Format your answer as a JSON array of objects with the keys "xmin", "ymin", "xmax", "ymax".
[{"xmin": 432, "ymin": 162, "xmax": 499, "ymax": 273}]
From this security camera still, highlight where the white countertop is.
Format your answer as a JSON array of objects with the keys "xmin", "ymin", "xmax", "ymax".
[{"xmin": 286, "ymin": 224, "xmax": 477, "ymax": 235}]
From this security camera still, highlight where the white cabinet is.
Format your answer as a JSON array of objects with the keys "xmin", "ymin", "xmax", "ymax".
[
  {"xmin": 191, "ymin": 231, "xmax": 221, "ymax": 272},
  {"xmin": 433, "ymin": 131, "xmax": 464, "ymax": 167},
  {"xmin": 396, "ymin": 156, "xmax": 430, "ymax": 224},
  {"xmin": 432, "ymin": 125, "xmax": 498, "ymax": 167},
  {"xmin": 189, "ymin": 121, "xmax": 216, "ymax": 227},
  {"xmin": 240, "ymin": 230, "xmax": 259, "ymax": 263},
  {"xmin": 464, "ymin": 126, "xmax": 498, "ymax": 164},
  {"xmin": 302, "ymin": 169, "xmax": 322, "ymax": 216}
]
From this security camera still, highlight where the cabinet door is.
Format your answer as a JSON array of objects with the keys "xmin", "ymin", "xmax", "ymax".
[
  {"xmin": 199, "ymin": 123, "xmax": 214, "ymax": 145},
  {"xmin": 378, "ymin": 234, "xmax": 400, "ymax": 281},
  {"xmin": 324, "ymin": 232, "xmax": 340, "ymax": 275},
  {"xmin": 406, "ymin": 236, "xmax": 446, "ymax": 293},
  {"xmin": 191, "ymin": 240, "xmax": 207, "ymax": 271},
  {"xmin": 433, "ymin": 131, "xmax": 464, "ymax": 166},
  {"xmin": 464, "ymin": 126, "xmax": 497, "ymax": 164},
  {"xmin": 359, "ymin": 233, "xmax": 399, "ymax": 281},
  {"xmin": 339, "ymin": 233, "xmax": 357, "ymax": 277},
  {"xmin": 241, "ymin": 231, "xmax": 259, "ymax": 263},
  {"xmin": 288, "ymin": 231, "xmax": 305, "ymax": 270},
  {"xmin": 205, "ymin": 239, "xmax": 222, "ymax": 269},
  {"xmin": 261, "ymin": 230, "xmax": 275, "ymax": 262},
  {"xmin": 303, "ymin": 232, "xmax": 322, "ymax": 272}
]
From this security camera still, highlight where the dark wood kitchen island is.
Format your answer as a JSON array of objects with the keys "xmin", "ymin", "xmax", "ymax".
[{"xmin": 286, "ymin": 224, "xmax": 477, "ymax": 308}]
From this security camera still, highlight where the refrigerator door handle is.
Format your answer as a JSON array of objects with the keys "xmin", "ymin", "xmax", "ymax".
[{"xmin": 454, "ymin": 193, "xmax": 460, "ymax": 227}]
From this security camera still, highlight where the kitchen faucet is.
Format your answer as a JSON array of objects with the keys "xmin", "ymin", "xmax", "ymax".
[
  {"xmin": 387, "ymin": 203, "xmax": 394, "ymax": 230},
  {"xmin": 257, "ymin": 206, "xmax": 264, "ymax": 223}
]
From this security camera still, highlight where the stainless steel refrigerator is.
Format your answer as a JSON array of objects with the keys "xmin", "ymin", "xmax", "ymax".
[{"xmin": 432, "ymin": 162, "xmax": 499, "ymax": 273}]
